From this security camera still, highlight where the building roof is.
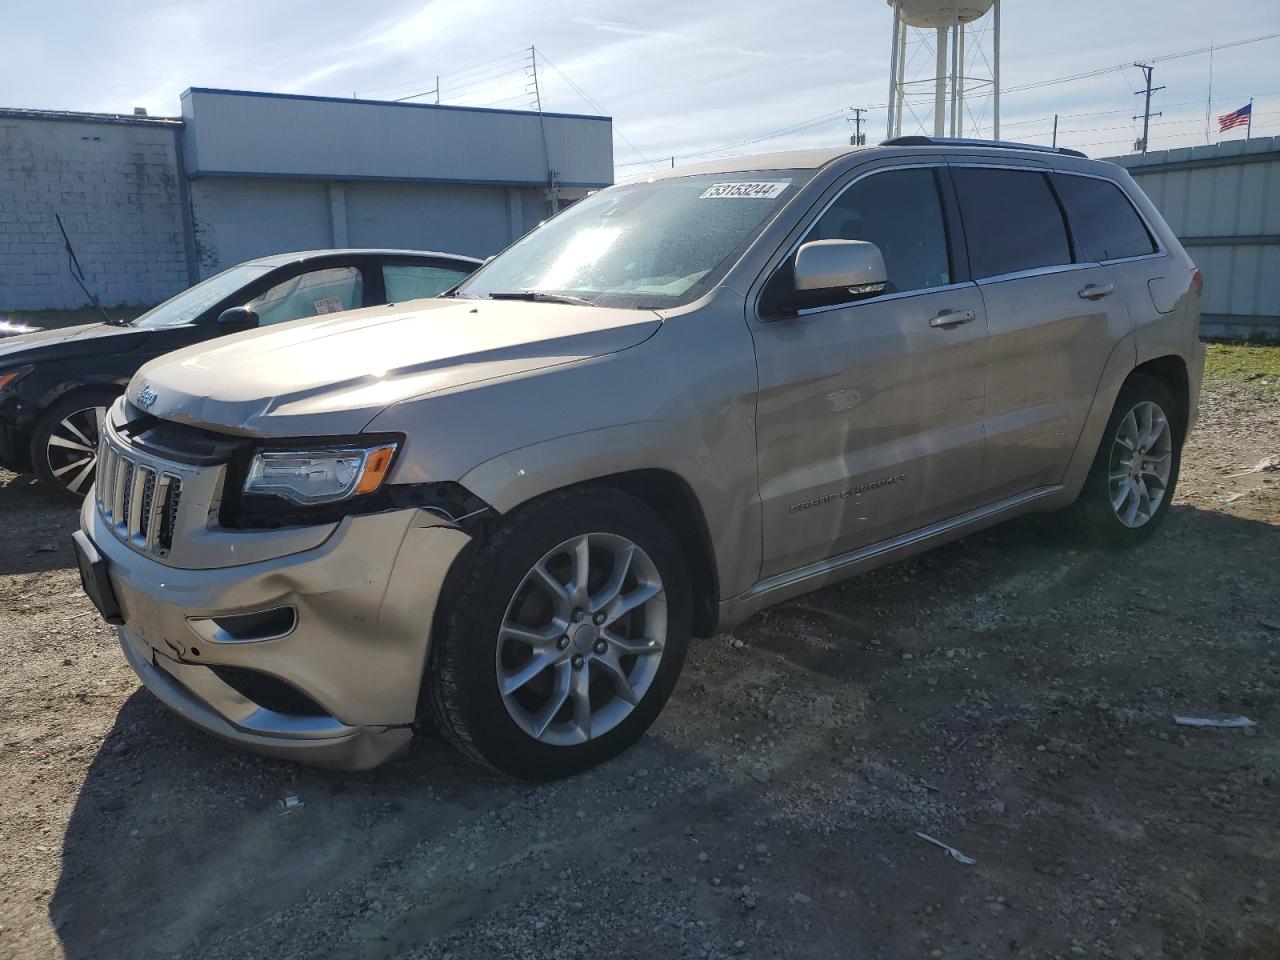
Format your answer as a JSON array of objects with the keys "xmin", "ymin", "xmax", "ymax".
[{"xmin": 0, "ymin": 106, "xmax": 181, "ymax": 127}]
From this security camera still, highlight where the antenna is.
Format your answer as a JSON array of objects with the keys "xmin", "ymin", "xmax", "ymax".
[
  {"xmin": 54, "ymin": 214, "xmax": 113, "ymax": 324},
  {"xmin": 1133, "ymin": 62, "xmax": 1165, "ymax": 154}
]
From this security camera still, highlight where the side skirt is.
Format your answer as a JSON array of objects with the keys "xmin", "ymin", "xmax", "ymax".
[{"xmin": 717, "ymin": 485, "xmax": 1070, "ymax": 630}]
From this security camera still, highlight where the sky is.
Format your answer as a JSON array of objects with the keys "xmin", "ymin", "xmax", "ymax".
[{"xmin": 4, "ymin": 0, "xmax": 1279, "ymax": 177}]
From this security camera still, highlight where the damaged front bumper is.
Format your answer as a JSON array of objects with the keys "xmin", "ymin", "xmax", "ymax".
[{"xmin": 81, "ymin": 498, "xmax": 472, "ymax": 770}]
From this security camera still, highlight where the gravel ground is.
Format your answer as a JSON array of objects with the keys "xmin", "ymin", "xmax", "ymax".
[{"xmin": 0, "ymin": 348, "xmax": 1276, "ymax": 960}]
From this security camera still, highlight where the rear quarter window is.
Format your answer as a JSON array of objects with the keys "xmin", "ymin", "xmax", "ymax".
[{"xmin": 1052, "ymin": 174, "xmax": 1157, "ymax": 262}]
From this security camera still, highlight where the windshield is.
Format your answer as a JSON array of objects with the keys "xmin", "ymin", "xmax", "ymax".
[
  {"xmin": 456, "ymin": 170, "xmax": 811, "ymax": 309},
  {"xmin": 131, "ymin": 264, "xmax": 274, "ymax": 328}
]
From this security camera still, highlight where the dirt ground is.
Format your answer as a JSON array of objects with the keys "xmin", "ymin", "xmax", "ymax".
[{"xmin": 0, "ymin": 345, "xmax": 1276, "ymax": 960}]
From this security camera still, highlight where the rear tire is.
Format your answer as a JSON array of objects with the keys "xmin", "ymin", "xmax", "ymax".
[
  {"xmin": 29, "ymin": 388, "xmax": 119, "ymax": 503},
  {"xmin": 1065, "ymin": 374, "xmax": 1182, "ymax": 549},
  {"xmin": 425, "ymin": 486, "xmax": 691, "ymax": 780}
]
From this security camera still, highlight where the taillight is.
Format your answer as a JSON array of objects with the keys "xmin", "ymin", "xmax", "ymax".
[{"xmin": 1191, "ymin": 267, "xmax": 1203, "ymax": 297}]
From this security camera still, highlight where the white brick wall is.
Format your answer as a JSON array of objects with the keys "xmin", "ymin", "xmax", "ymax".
[{"xmin": 0, "ymin": 115, "xmax": 189, "ymax": 310}]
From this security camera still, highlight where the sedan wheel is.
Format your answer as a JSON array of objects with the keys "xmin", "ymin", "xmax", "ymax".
[{"xmin": 44, "ymin": 405, "xmax": 107, "ymax": 497}]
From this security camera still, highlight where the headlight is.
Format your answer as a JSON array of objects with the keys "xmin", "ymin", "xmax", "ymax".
[
  {"xmin": 0, "ymin": 365, "xmax": 33, "ymax": 391},
  {"xmin": 243, "ymin": 443, "xmax": 397, "ymax": 505}
]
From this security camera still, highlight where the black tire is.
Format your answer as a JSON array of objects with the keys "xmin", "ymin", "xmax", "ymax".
[
  {"xmin": 1065, "ymin": 374, "xmax": 1182, "ymax": 549},
  {"xmin": 424, "ymin": 486, "xmax": 692, "ymax": 780},
  {"xmin": 29, "ymin": 387, "xmax": 120, "ymax": 503}
]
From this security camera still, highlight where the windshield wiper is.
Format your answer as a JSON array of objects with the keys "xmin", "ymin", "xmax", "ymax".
[{"xmin": 486, "ymin": 291, "xmax": 596, "ymax": 307}]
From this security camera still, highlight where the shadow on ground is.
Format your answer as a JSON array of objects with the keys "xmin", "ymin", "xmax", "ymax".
[
  {"xmin": 0, "ymin": 470, "xmax": 79, "ymax": 576},
  {"xmin": 47, "ymin": 503, "xmax": 1280, "ymax": 959}
]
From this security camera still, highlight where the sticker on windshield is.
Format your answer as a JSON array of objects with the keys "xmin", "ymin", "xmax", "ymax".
[
  {"xmin": 699, "ymin": 181, "xmax": 790, "ymax": 200},
  {"xmin": 313, "ymin": 296, "xmax": 344, "ymax": 315}
]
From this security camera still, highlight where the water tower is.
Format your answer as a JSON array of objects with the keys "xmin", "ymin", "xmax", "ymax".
[{"xmin": 885, "ymin": 0, "xmax": 1002, "ymax": 140}]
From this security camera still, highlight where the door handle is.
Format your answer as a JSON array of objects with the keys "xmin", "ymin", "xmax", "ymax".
[
  {"xmin": 1078, "ymin": 282, "xmax": 1115, "ymax": 301},
  {"xmin": 929, "ymin": 308, "xmax": 977, "ymax": 329}
]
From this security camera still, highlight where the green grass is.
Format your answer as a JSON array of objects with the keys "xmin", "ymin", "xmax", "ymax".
[{"xmin": 1203, "ymin": 341, "xmax": 1280, "ymax": 383}]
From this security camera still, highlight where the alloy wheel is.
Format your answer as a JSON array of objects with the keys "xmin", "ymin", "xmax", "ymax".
[
  {"xmin": 1108, "ymin": 400, "xmax": 1172, "ymax": 528},
  {"xmin": 45, "ymin": 405, "xmax": 106, "ymax": 497},
  {"xmin": 496, "ymin": 532, "xmax": 667, "ymax": 747}
]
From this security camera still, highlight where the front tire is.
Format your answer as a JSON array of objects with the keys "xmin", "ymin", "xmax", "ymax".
[
  {"xmin": 1066, "ymin": 374, "xmax": 1182, "ymax": 548},
  {"xmin": 30, "ymin": 388, "xmax": 119, "ymax": 503},
  {"xmin": 425, "ymin": 487, "xmax": 691, "ymax": 780}
]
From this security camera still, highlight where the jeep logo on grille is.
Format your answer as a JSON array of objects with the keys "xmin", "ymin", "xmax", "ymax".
[{"xmin": 136, "ymin": 385, "xmax": 157, "ymax": 409}]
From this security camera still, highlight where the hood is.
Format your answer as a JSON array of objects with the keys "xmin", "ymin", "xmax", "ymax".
[
  {"xmin": 129, "ymin": 298, "xmax": 662, "ymax": 437},
  {"xmin": 0, "ymin": 321, "xmax": 147, "ymax": 363}
]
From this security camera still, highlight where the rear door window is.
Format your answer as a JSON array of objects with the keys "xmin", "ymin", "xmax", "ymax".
[
  {"xmin": 249, "ymin": 266, "xmax": 363, "ymax": 326},
  {"xmin": 382, "ymin": 264, "xmax": 471, "ymax": 303},
  {"xmin": 951, "ymin": 168, "xmax": 1072, "ymax": 279},
  {"xmin": 1052, "ymin": 174, "xmax": 1157, "ymax": 262},
  {"xmin": 803, "ymin": 167, "xmax": 952, "ymax": 294}
]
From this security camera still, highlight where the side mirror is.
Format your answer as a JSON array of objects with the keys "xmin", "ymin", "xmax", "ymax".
[
  {"xmin": 793, "ymin": 239, "xmax": 887, "ymax": 298},
  {"xmin": 216, "ymin": 306, "xmax": 259, "ymax": 332}
]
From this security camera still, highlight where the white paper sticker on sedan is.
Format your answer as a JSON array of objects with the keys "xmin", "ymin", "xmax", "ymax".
[
  {"xmin": 313, "ymin": 296, "xmax": 344, "ymax": 315},
  {"xmin": 699, "ymin": 181, "xmax": 790, "ymax": 200}
]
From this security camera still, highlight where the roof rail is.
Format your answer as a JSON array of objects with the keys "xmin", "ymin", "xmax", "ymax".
[{"xmin": 880, "ymin": 136, "xmax": 1088, "ymax": 160}]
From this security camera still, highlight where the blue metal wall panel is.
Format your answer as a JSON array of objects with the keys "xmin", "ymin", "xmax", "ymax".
[{"xmin": 1107, "ymin": 136, "xmax": 1280, "ymax": 337}]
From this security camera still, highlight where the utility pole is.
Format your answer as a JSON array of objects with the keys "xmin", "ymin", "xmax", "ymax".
[
  {"xmin": 848, "ymin": 108, "xmax": 867, "ymax": 146},
  {"xmin": 1133, "ymin": 62, "xmax": 1164, "ymax": 154},
  {"xmin": 1051, "ymin": 114, "xmax": 1058, "ymax": 148},
  {"xmin": 529, "ymin": 46, "xmax": 557, "ymax": 215}
]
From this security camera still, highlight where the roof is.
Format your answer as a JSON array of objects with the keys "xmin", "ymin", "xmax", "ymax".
[
  {"xmin": 246, "ymin": 249, "xmax": 483, "ymax": 268},
  {"xmin": 0, "ymin": 106, "xmax": 181, "ymax": 127},
  {"xmin": 638, "ymin": 138, "xmax": 1112, "ymax": 182},
  {"xmin": 183, "ymin": 87, "xmax": 610, "ymax": 124}
]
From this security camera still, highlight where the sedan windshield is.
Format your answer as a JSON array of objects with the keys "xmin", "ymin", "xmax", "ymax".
[
  {"xmin": 131, "ymin": 263, "xmax": 274, "ymax": 328},
  {"xmin": 456, "ymin": 171, "xmax": 811, "ymax": 309}
]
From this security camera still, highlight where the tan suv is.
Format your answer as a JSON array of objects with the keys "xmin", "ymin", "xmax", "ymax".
[{"xmin": 74, "ymin": 137, "xmax": 1204, "ymax": 779}]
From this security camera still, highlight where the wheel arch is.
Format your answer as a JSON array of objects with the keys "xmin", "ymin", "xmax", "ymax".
[
  {"xmin": 589, "ymin": 469, "xmax": 721, "ymax": 638},
  {"xmin": 456, "ymin": 461, "xmax": 723, "ymax": 640},
  {"xmin": 1130, "ymin": 354, "xmax": 1190, "ymax": 435}
]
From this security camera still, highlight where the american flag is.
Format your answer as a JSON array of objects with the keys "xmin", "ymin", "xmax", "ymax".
[{"xmin": 1218, "ymin": 102, "xmax": 1252, "ymax": 133}]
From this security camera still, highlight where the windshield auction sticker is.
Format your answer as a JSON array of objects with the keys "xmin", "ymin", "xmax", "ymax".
[{"xmin": 699, "ymin": 181, "xmax": 790, "ymax": 200}]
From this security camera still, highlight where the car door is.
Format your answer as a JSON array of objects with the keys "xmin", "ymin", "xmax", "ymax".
[
  {"xmin": 245, "ymin": 263, "xmax": 368, "ymax": 327},
  {"xmin": 751, "ymin": 164, "xmax": 989, "ymax": 579},
  {"xmin": 949, "ymin": 164, "xmax": 1133, "ymax": 500}
]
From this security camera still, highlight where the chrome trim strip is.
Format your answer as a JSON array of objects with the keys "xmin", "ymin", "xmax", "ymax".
[
  {"xmin": 146, "ymin": 473, "xmax": 171, "ymax": 553},
  {"xmin": 976, "ymin": 262, "xmax": 1090, "ymax": 286},
  {"xmin": 111, "ymin": 451, "xmax": 127, "ymax": 527},
  {"xmin": 127, "ymin": 464, "xmax": 148, "ymax": 541},
  {"xmin": 794, "ymin": 280, "xmax": 977, "ymax": 318},
  {"xmin": 745, "ymin": 485, "xmax": 1063, "ymax": 601}
]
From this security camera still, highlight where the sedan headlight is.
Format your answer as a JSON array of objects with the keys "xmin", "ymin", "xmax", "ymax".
[{"xmin": 243, "ymin": 443, "xmax": 397, "ymax": 505}]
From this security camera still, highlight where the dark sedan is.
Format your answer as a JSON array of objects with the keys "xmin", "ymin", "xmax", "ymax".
[{"xmin": 0, "ymin": 248, "xmax": 480, "ymax": 500}]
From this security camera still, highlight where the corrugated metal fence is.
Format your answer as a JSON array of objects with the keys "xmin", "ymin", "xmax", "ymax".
[{"xmin": 1107, "ymin": 136, "xmax": 1280, "ymax": 340}]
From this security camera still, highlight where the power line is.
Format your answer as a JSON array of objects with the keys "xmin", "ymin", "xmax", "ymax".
[
  {"xmin": 358, "ymin": 49, "xmax": 532, "ymax": 97},
  {"xmin": 614, "ymin": 29, "xmax": 1280, "ymax": 171},
  {"xmin": 534, "ymin": 48, "xmax": 662, "ymax": 174}
]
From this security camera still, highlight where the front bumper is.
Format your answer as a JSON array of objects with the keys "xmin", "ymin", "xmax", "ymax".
[{"xmin": 82, "ymin": 499, "xmax": 472, "ymax": 770}]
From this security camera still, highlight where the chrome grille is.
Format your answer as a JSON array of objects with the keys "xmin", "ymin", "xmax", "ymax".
[{"xmin": 97, "ymin": 437, "xmax": 182, "ymax": 557}]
